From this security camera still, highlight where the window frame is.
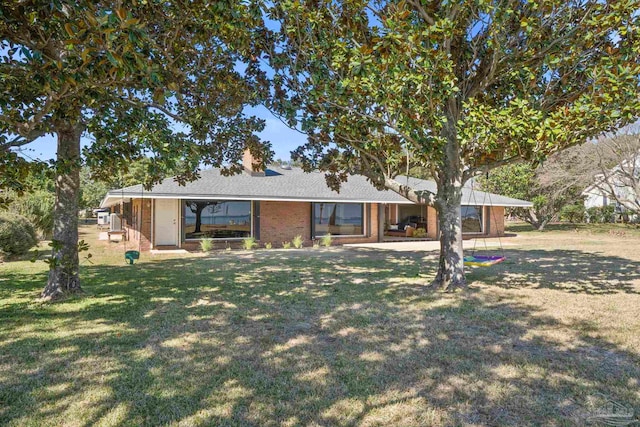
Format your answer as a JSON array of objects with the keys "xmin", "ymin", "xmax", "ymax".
[
  {"xmin": 182, "ymin": 199, "xmax": 253, "ymax": 241},
  {"xmin": 311, "ymin": 202, "xmax": 366, "ymax": 238}
]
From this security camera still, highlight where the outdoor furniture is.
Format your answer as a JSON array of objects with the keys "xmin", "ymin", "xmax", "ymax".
[
  {"xmin": 108, "ymin": 230, "xmax": 127, "ymax": 241},
  {"xmin": 385, "ymin": 224, "xmax": 417, "ymax": 237}
]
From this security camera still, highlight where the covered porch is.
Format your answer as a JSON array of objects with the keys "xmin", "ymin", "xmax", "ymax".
[
  {"xmin": 381, "ymin": 203, "xmax": 506, "ymax": 241},
  {"xmin": 382, "ymin": 203, "xmax": 437, "ymax": 241}
]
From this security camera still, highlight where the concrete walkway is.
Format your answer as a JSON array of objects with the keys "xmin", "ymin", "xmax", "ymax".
[{"xmin": 344, "ymin": 239, "xmax": 513, "ymax": 252}]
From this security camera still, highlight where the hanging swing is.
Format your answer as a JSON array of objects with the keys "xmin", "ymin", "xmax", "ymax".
[
  {"xmin": 464, "ymin": 254, "xmax": 505, "ymax": 267},
  {"xmin": 463, "ymin": 175, "xmax": 506, "ymax": 267}
]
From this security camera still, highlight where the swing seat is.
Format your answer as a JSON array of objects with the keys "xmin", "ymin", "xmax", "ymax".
[
  {"xmin": 125, "ymin": 250, "xmax": 140, "ymax": 265},
  {"xmin": 464, "ymin": 255, "xmax": 506, "ymax": 267}
]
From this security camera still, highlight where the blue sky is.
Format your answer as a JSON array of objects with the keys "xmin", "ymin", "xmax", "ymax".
[{"xmin": 18, "ymin": 104, "xmax": 307, "ymax": 163}]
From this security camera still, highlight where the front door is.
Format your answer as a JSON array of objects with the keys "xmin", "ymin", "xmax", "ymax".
[{"xmin": 155, "ymin": 199, "xmax": 179, "ymax": 246}]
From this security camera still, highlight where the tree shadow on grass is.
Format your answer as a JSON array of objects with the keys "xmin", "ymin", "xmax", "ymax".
[
  {"xmin": 505, "ymin": 222, "xmax": 640, "ymax": 234},
  {"xmin": 466, "ymin": 248, "xmax": 640, "ymax": 294},
  {"xmin": 1, "ymin": 248, "xmax": 639, "ymax": 426}
]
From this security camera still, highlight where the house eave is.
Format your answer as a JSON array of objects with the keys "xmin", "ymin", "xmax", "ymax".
[
  {"xmin": 100, "ymin": 192, "xmax": 533, "ymax": 208},
  {"xmin": 100, "ymin": 193, "xmax": 417, "ymax": 208}
]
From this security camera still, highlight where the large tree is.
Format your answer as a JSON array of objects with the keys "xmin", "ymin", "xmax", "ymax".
[
  {"xmin": 265, "ymin": 0, "xmax": 640, "ymax": 290},
  {"xmin": 1, "ymin": 1, "xmax": 272, "ymax": 299}
]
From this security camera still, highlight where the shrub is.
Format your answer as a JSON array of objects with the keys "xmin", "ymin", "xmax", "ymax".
[
  {"xmin": 412, "ymin": 227, "xmax": 427, "ymax": 238},
  {"xmin": 292, "ymin": 235, "xmax": 304, "ymax": 249},
  {"xmin": 200, "ymin": 238, "xmax": 214, "ymax": 252},
  {"xmin": 17, "ymin": 190, "xmax": 54, "ymax": 238},
  {"xmin": 282, "ymin": 241, "xmax": 291, "ymax": 249},
  {"xmin": 560, "ymin": 204, "xmax": 586, "ymax": 223},
  {"xmin": 264, "ymin": 242, "xmax": 273, "ymax": 249},
  {"xmin": 312, "ymin": 239, "xmax": 320, "ymax": 249},
  {"xmin": 320, "ymin": 233, "xmax": 332, "ymax": 247},
  {"xmin": 242, "ymin": 236, "xmax": 258, "ymax": 250},
  {"xmin": 0, "ymin": 213, "xmax": 38, "ymax": 256},
  {"xmin": 586, "ymin": 205, "xmax": 616, "ymax": 223}
]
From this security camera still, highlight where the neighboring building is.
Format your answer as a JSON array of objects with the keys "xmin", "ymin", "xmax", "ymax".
[
  {"xmin": 583, "ymin": 181, "xmax": 616, "ymax": 209},
  {"xmin": 100, "ymin": 153, "xmax": 532, "ymax": 251},
  {"xmin": 582, "ymin": 155, "xmax": 640, "ymax": 216}
]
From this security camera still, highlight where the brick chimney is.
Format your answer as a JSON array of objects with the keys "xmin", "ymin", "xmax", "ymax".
[{"xmin": 242, "ymin": 148, "xmax": 265, "ymax": 176}]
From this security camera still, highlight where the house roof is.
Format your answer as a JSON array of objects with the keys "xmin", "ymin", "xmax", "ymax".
[
  {"xmin": 101, "ymin": 166, "xmax": 533, "ymax": 208},
  {"xmin": 397, "ymin": 176, "xmax": 534, "ymax": 208}
]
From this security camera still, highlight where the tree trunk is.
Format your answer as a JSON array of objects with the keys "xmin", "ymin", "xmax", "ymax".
[
  {"xmin": 432, "ymin": 187, "xmax": 466, "ymax": 291},
  {"xmin": 41, "ymin": 123, "xmax": 83, "ymax": 300},
  {"xmin": 430, "ymin": 108, "xmax": 466, "ymax": 291},
  {"xmin": 524, "ymin": 211, "xmax": 548, "ymax": 231}
]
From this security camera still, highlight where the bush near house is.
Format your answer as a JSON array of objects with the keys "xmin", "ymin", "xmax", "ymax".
[
  {"xmin": 586, "ymin": 206, "xmax": 616, "ymax": 224},
  {"xmin": 292, "ymin": 235, "xmax": 304, "ymax": 249},
  {"xmin": 560, "ymin": 204, "xmax": 587, "ymax": 223},
  {"xmin": 320, "ymin": 234, "xmax": 332, "ymax": 247},
  {"xmin": 242, "ymin": 237, "xmax": 258, "ymax": 250},
  {"xmin": 412, "ymin": 228, "xmax": 427, "ymax": 238},
  {"xmin": 199, "ymin": 238, "xmax": 214, "ymax": 253},
  {"xmin": 0, "ymin": 213, "xmax": 38, "ymax": 256}
]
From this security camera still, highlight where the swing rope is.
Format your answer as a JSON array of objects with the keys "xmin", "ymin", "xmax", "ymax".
[{"xmin": 464, "ymin": 173, "xmax": 506, "ymax": 267}]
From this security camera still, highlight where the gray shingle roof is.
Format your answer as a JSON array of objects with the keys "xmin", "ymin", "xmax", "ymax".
[
  {"xmin": 101, "ymin": 166, "xmax": 533, "ymax": 208},
  {"xmin": 397, "ymin": 176, "xmax": 533, "ymax": 207}
]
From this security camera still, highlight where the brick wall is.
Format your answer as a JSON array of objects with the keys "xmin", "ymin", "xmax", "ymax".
[
  {"xmin": 486, "ymin": 206, "xmax": 505, "ymax": 237},
  {"xmin": 258, "ymin": 201, "xmax": 379, "ymax": 247},
  {"xmin": 125, "ymin": 198, "xmax": 152, "ymax": 251},
  {"xmin": 259, "ymin": 201, "xmax": 311, "ymax": 246},
  {"xmin": 426, "ymin": 206, "xmax": 438, "ymax": 239},
  {"xmin": 385, "ymin": 204, "xmax": 398, "ymax": 225}
]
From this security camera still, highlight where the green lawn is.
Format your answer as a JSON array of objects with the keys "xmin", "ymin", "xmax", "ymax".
[{"xmin": 1, "ymin": 224, "xmax": 639, "ymax": 426}]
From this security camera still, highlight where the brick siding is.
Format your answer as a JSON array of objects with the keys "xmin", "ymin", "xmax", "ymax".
[
  {"xmin": 485, "ymin": 206, "xmax": 505, "ymax": 237},
  {"xmin": 259, "ymin": 201, "xmax": 379, "ymax": 247},
  {"xmin": 124, "ymin": 199, "xmax": 152, "ymax": 251},
  {"xmin": 426, "ymin": 206, "xmax": 438, "ymax": 239}
]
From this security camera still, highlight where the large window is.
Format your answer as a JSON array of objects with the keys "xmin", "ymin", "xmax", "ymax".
[
  {"xmin": 184, "ymin": 200, "xmax": 251, "ymax": 240},
  {"xmin": 461, "ymin": 206, "xmax": 483, "ymax": 233},
  {"xmin": 313, "ymin": 203, "xmax": 364, "ymax": 237}
]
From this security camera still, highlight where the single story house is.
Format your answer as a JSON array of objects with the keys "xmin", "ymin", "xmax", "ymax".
[{"xmin": 100, "ymin": 152, "xmax": 533, "ymax": 251}]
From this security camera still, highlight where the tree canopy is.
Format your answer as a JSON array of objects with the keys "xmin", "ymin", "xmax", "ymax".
[
  {"xmin": 265, "ymin": 0, "xmax": 640, "ymax": 289},
  {"xmin": 1, "ymin": 1, "xmax": 272, "ymax": 299}
]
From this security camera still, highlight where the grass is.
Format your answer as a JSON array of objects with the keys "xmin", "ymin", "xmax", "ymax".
[
  {"xmin": 506, "ymin": 221, "xmax": 640, "ymax": 235},
  {"xmin": 1, "ymin": 224, "xmax": 639, "ymax": 426}
]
